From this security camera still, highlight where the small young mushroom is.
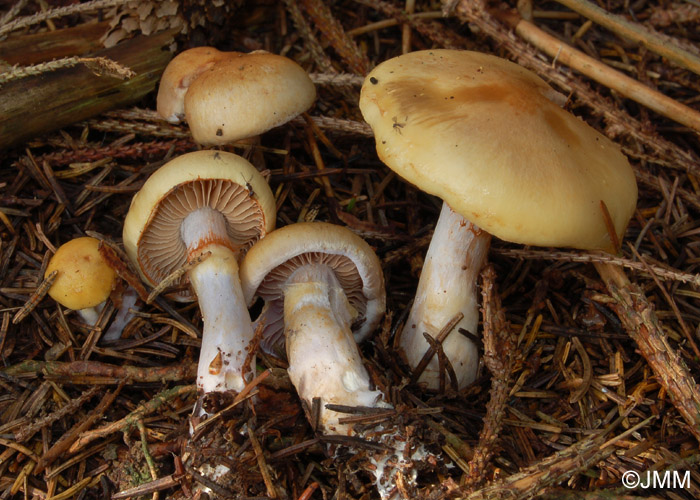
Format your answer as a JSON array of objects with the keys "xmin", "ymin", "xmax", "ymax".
[
  {"xmin": 156, "ymin": 47, "xmax": 316, "ymax": 145},
  {"xmin": 122, "ymin": 150, "xmax": 275, "ymax": 394},
  {"xmin": 156, "ymin": 46, "xmax": 234, "ymax": 124},
  {"xmin": 240, "ymin": 222, "xmax": 433, "ymax": 497},
  {"xmin": 45, "ymin": 236, "xmax": 117, "ymax": 325},
  {"xmin": 359, "ymin": 49, "xmax": 637, "ymax": 390}
]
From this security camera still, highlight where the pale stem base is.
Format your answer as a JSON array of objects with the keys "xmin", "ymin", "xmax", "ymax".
[
  {"xmin": 77, "ymin": 302, "xmax": 103, "ymax": 326},
  {"xmin": 400, "ymin": 202, "xmax": 491, "ymax": 390},
  {"xmin": 283, "ymin": 264, "xmax": 387, "ymax": 436}
]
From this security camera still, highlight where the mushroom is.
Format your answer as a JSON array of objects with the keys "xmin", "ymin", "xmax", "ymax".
[
  {"xmin": 240, "ymin": 221, "xmax": 430, "ymax": 497},
  {"xmin": 122, "ymin": 150, "xmax": 276, "ymax": 393},
  {"xmin": 359, "ymin": 49, "xmax": 637, "ymax": 390},
  {"xmin": 156, "ymin": 46, "xmax": 233, "ymax": 124},
  {"xmin": 156, "ymin": 47, "xmax": 316, "ymax": 145},
  {"xmin": 45, "ymin": 236, "xmax": 117, "ymax": 325},
  {"xmin": 240, "ymin": 221, "xmax": 386, "ymax": 434}
]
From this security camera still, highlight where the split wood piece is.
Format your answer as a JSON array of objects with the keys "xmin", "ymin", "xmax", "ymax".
[
  {"xmin": 0, "ymin": 29, "xmax": 175, "ymax": 151},
  {"xmin": 0, "ymin": 21, "xmax": 110, "ymax": 65},
  {"xmin": 112, "ymin": 475, "xmax": 180, "ymax": 500},
  {"xmin": 248, "ymin": 423, "xmax": 283, "ymax": 499},
  {"xmin": 551, "ymin": 0, "xmax": 700, "ymax": 77},
  {"xmin": 501, "ymin": 14, "xmax": 700, "ymax": 133},
  {"xmin": 594, "ymin": 262, "xmax": 700, "ymax": 444}
]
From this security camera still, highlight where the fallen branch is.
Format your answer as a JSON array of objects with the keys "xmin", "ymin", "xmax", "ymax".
[
  {"xmin": 454, "ymin": 416, "xmax": 654, "ymax": 499},
  {"xmin": 3, "ymin": 359, "xmax": 197, "ymax": 383},
  {"xmin": 551, "ymin": 0, "xmax": 700, "ymax": 76},
  {"xmin": 0, "ymin": 29, "xmax": 174, "ymax": 150},
  {"xmin": 68, "ymin": 384, "xmax": 196, "ymax": 453},
  {"xmin": 594, "ymin": 262, "xmax": 700, "ymax": 443},
  {"xmin": 463, "ymin": 265, "xmax": 516, "ymax": 490},
  {"xmin": 34, "ymin": 384, "xmax": 122, "ymax": 473}
]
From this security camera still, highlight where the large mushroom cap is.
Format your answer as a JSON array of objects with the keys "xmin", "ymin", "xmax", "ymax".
[
  {"xmin": 359, "ymin": 49, "xmax": 638, "ymax": 252},
  {"xmin": 156, "ymin": 46, "xmax": 235, "ymax": 123},
  {"xmin": 240, "ymin": 222, "xmax": 386, "ymax": 347},
  {"xmin": 122, "ymin": 150, "xmax": 276, "ymax": 299},
  {"xmin": 184, "ymin": 50, "xmax": 316, "ymax": 145},
  {"xmin": 46, "ymin": 237, "xmax": 117, "ymax": 310}
]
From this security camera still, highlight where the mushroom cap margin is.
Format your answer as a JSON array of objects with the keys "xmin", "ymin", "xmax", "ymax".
[{"xmin": 240, "ymin": 221, "xmax": 386, "ymax": 343}]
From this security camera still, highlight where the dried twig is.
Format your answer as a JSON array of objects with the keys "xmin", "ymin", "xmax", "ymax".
[
  {"xmin": 491, "ymin": 247, "xmax": 700, "ymax": 286},
  {"xmin": 499, "ymin": 13, "xmax": 700, "ymax": 132},
  {"xmin": 0, "ymin": 0, "xmax": 129, "ymax": 38},
  {"xmin": 594, "ymin": 262, "xmax": 700, "ymax": 443},
  {"xmin": 298, "ymin": 0, "xmax": 371, "ymax": 75},
  {"xmin": 550, "ymin": 0, "xmax": 700, "ymax": 76},
  {"xmin": 35, "ymin": 383, "xmax": 123, "ymax": 473},
  {"xmin": 0, "ymin": 56, "xmax": 135, "ymax": 87},
  {"xmin": 68, "ymin": 384, "xmax": 196, "ymax": 453},
  {"xmin": 463, "ymin": 266, "xmax": 515, "ymax": 490},
  {"xmin": 14, "ymin": 386, "xmax": 100, "ymax": 442},
  {"xmin": 12, "ymin": 270, "xmax": 56, "ymax": 324}
]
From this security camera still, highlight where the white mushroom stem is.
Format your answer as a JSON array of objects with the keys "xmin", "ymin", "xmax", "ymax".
[
  {"xmin": 283, "ymin": 264, "xmax": 387, "ymax": 436},
  {"xmin": 181, "ymin": 207, "xmax": 255, "ymax": 394},
  {"xmin": 400, "ymin": 202, "xmax": 491, "ymax": 390},
  {"xmin": 77, "ymin": 302, "xmax": 105, "ymax": 326},
  {"xmin": 102, "ymin": 286, "xmax": 140, "ymax": 342},
  {"xmin": 283, "ymin": 264, "xmax": 432, "ymax": 498}
]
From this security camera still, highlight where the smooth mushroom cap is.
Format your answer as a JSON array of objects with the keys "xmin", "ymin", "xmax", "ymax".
[
  {"xmin": 156, "ymin": 46, "xmax": 235, "ymax": 123},
  {"xmin": 122, "ymin": 150, "xmax": 276, "ymax": 299},
  {"xmin": 46, "ymin": 237, "xmax": 117, "ymax": 310},
  {"xmin": 359, "ymin": 49, "xmax": 638, "ymax": 252},
  {"xmin": 240, "ymin": 221, "xmax": 386, "ymax": 345},
  {"xmin": 184, "ymin": 51, "xmax": 316, "ymax": 145}
]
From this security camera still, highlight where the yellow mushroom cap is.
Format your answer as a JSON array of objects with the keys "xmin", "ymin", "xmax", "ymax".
[
  {"xmin": 122, "ymin": 150, "xmax": 276, "ymax": 300},
  {"xmin": 45, "ymin": 237, "xmax": 117, "ymax": 310},
  {"xmin": 184, "ymin": 50, "xmax": 316, "ymax": 145},
  {"xmin": 359, "ymin": 49, "xmax": 638, "ymax": 252}
]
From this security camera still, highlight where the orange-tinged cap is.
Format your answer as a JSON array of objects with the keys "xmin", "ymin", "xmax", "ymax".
[
  {"xmin": 360, "ymin": 50, "xmax": 637, "ymax": 251},
  {"xmin": 46, "ymin": 237, "xmax": 116, "ymax": 310}
]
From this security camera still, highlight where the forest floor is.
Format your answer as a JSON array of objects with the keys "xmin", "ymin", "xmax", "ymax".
[{"xmin": 0, "ymin": 0, "xmax": 699, "ymax": 499}]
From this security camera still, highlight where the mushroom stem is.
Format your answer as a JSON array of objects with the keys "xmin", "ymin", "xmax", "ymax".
[
  {"xmin": 102, "ymin": 286, "xmax": 140, "ymax": 342},
  {"xmin": 400, "ymin": 202, "xmax": 491, "ymax": 390},
  {"xmin": 77, "ymin": 303, "xmax": 104, "ymax": 326},
  {"xmin": 181, "ymin": 207, "xmax": 254, "ymax": 393},
  {"xmin": 284, "ymin": 264, "xmax": 432, "ymax": 498},
  {"xmin": 283, "ymin": 264, "xmax": 387, "ymax": 435}
]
